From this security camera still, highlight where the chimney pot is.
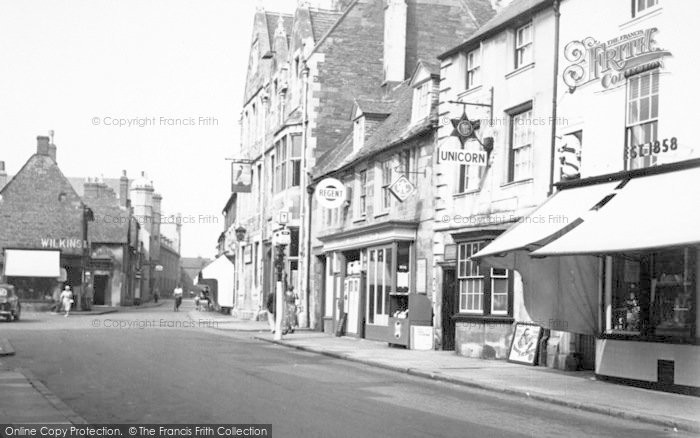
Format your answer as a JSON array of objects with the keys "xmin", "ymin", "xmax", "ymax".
[
  {"xmin": 119, "ymin": 170, "xmax": 129, "ymax": 208},
  {"xmin": 0, "ymin": 161, "xmax": 5, "ymax": 171}
]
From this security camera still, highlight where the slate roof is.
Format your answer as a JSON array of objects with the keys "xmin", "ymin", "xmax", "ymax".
[
  {"xmin": 265, "ymin": 12, "xmax": 294, "ymax": 47},
  {"xmin": 314, "ymin": 81, "xmax": 435, "ymax": 180},
  {"xmin": 82, "ymin": 189, "xmax": 130, "ymax": 244},
  {"xmin": 0, "ymin": 154, "xmax": 85, "ymax": 259},
  {"xmin": 67, "ymin": 177, "xmax": 128, "ymax": 199},
  {"xmin": 309, "ymin": 8, "xmax": 344, "ymax": 42},
  {"xmin": 440, "ymin": 0, "xmax": 550, "ymax": 59}
]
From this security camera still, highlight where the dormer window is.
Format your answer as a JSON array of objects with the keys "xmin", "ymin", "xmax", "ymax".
[
  {"xmin": 411, "ymin": 80, "xmax": 433, "ymax": 124},
  {"xmin": 353, "ymin": 116, "xmax": 365, "ymax": 151}
]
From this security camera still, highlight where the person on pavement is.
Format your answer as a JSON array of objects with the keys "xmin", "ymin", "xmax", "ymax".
[
  {"xmin": 60, "ymin": 285, "xmax": 73, "ymax": 317},
  {"xmin": 284, "ymin": 286, "xmax": 298, "ymax": 334},
  {"xmin": 266, "ymin": 290, "xmax": 276, "ymax": 334},
  {"xmin": 173, "ymin": 284, "xmax": 183, "ymax": 311}
]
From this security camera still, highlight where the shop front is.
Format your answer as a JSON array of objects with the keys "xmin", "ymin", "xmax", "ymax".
[
  {"xmin": 475, "ymin": 159, "xmax": 700, "ymax": 394},
  {"xmin": 1, "ymin": 247, "xmax": 84, "ymax": 309},
  {"xmin": 319, "ymin": 222, "xmax": 433, "ymax": 346}
]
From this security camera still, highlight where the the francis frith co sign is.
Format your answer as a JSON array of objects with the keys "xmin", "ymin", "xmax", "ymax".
[
  {"xmin": 316, "ymin": 178, "xmax": 346, "ymax": 209},
  {"xmin": 563, "ymin": 27, "xmax": 671, "ymax": 90}
]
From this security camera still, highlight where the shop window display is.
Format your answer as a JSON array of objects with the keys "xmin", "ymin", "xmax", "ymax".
[{"xmin": 610, "ymin": 247, "xmax": 696, "ymax": 339}]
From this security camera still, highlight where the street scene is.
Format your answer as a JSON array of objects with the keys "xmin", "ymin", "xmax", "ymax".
[{"xmin": 1, "ymin": 0, "xmax": 700, "ymax": 436}]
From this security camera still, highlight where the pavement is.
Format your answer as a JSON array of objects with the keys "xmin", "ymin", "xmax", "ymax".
[
  {"xmin": 0, "ymin": 302, "xmax": 168, "ymax": 425},
  {"xmin": 0, "ymin": 348, "xmax": 86, "ymax": 424},
  {"xmin": 189, "ymin": 313, "xmax": 700, "ymax": 433}
]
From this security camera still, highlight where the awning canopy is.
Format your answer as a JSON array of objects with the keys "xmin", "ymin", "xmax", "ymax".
[
  {"xmin": 3, "ymin": 249, "xmax": 61, "ymax": 277},
  {"xmin": 472, "ymin": 181, "xmax": 619, "ymax": 259},
  {"xmin": 533, "ymin": 166, "xmax": 700, "ymax": 256}
]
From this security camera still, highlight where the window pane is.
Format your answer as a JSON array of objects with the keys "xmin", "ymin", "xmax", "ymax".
[{"xmin": 291, "ymin": 135, "xmax": 302, "ymax": 157}]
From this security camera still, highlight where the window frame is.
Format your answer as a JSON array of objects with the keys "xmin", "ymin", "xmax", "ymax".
[
  {"xmin": 358, "ymin": 169, "xmax": 368, "ymax": 217},
  {"xmin": 289, "ymin": 134, "xmax": 302, "ymax": 187},
  {"xmin": 457, "ymin": 241, "xmax": 513, "ymax": 317},
  {"xmin": 380, "ymin": 159, "xmax": 393, "ymax": 212},
  {"xmin": 631, "ymin": 0, "xmax": 659, "ymax": 17},
  {"xmin": 605, "ymin": 247, "xmax": 697, "ymax": 342},
  {"xmin": 514, "ymin": 22, "xmax": 533, "ymax": 70},
  {"xmin": 466, "ymin": 48, "xmax": 481, "ymax": 90},
  {"xmin": 625, "ymin": 69, "xmax": 660, "ymax": 170},
  {"xmin": 411, "ymin": 80, "xmax": 432, "ymax": 124},
  {"xmin": 507, "ymin": 102, "xmax": 534, "ymax": 183}
]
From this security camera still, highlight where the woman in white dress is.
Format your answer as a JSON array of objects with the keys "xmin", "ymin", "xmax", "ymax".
[{"xmin": 60, "ymin": 285, "xmax": 73, "ymax": 317}]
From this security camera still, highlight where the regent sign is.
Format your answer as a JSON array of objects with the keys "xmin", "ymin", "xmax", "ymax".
[
  {"xmin": 563, "ymin": 27, "xmax": 671, "ymax": 90},
  {"xmin": 316, "ymin": 177, "xmax": 346, "ymax": 209}
]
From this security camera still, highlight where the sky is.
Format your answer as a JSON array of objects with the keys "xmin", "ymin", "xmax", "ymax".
[{"xmin": 0, "ymin": 0, "xmax": 300, "ymax": 259}]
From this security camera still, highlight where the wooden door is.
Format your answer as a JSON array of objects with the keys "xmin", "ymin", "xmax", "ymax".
[{"xmin": 441, "ymin": 267, "xmax": 457, "ymax": 351}]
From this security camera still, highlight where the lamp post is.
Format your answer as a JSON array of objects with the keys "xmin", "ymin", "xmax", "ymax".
[
  {"xmin": 235, "ymin": 226, "xmax": 247, "ymax": 312},
  {"xmin": 81, "ymin": 203, "xmax": 94, "ymax": 310}
]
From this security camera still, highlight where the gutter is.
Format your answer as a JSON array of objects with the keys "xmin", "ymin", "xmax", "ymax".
[{"xmin": 547, "ymin": 0, "xmax": 561, "ymax": 196}]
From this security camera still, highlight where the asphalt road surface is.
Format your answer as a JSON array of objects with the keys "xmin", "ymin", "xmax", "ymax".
[{"xmin": 0, "ymin": 301, "xmax": 689, "ymax": 438}]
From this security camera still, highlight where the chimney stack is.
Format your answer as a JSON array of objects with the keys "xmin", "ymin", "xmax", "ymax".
[
  {"xmin": 119, "ymin": 170, "xmax": 129, "ymax": 208},
  {"xmin": 0, "ymin": 161, "xmax": 7, "ymax": 190},
  {"xmin": 37, "ymin": 136, "xmax": 50, "ymax": 156}
]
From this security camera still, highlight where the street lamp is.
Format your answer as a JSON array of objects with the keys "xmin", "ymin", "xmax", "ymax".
[
  {"xmin": 235, "ymin": 225, "xmax": 247, "ymax": 242},
  {"xmin": 81, "ymin": 203, "xmax": 94, "ymax": 310}
]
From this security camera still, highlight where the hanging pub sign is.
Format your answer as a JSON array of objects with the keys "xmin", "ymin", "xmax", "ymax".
[
  {"xmin": 388, "ymin": 175, "xmax": 415, "ymax": 202},
  {"xmin": 563, "ymin": 27, "xmax": 672, "ymax": 91},
  {"xmin": 231, "ymin": 162, "xmax": 252, "ymax": 193},
  {"xmin": 315, "ymin": 177, "xmax": 346, "ymax": 209}
]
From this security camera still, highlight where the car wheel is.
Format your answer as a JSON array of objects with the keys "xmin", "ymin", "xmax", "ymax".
[{"xmin": 13, "ymin": 307, "xmax": 20, "ymax": 321}]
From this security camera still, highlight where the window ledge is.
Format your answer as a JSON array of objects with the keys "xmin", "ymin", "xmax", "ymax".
[
  {"xmin": 500, "ymin": 178, "xmax": 533, "ymax": 189},
  {"xmin": 352, "ymin": 216, "xmax": 367, "ymax": 224},
  {"xmin": 453, "ymin": 189, "xmax": 480, "ymax": 198},
  {"xmin": 505, "ymin": 62, "xmax": 535, "ymax": 80},
  {"xmin": 374, "ymin": 211, "xmax": 389, "ymax": 219},
  {"xmin": 452, "ymin": 314, "xmax": 514, "ymax": 324},
  {"xmin": 457, "ymin": 85, "xmax": 483, "ymax": 99}
]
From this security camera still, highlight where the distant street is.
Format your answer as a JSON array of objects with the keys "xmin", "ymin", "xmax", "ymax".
[{"xmin": 0, "ymin": 301, "xmax": 688, "ymax": 438}]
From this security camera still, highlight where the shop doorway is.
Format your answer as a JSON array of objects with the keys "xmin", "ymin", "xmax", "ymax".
[
  {"xmin": 93, "ymin": 275, "xmax": 109, "ymax": 305},
  {"xmin": 441, "ymin": 267, "xmax": 456, "ymax": 351}
]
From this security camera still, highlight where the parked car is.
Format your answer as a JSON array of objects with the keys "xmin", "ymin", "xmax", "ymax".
[{"xmin": 0, "ymin": 284, "xmax": 21, "ymax": 322}]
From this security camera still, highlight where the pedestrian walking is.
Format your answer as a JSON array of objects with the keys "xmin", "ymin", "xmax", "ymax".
[
  {"xmin": 60, "ymin": 285, "xmax": 73, "ymax": 317},
  {"xmin": 266, "ymin": 289, "xmax": 276, "ymax": 334},
  {"xmin": 173, "ymin": 284, "xmax": 183, "ymax": 311},
  {"xmin": 283, "ymin": 286, "xmax": 298, "ymax": 334}
]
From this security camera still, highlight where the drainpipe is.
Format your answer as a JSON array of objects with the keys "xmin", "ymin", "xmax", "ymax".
[
  {"xmin": 301, "ymin": 62, "xmax": 312, "ymax": 329},
  {"xmin": 547, "ymin": 0, "xmax": 561, "ymax": 197}
]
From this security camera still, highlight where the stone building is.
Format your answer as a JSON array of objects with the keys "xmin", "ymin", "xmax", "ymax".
[
  {"xmin": 229, "ymin": 0, "xmax": 495, "ymax": 326},
  {"xmin": 475, "ymin": 0, "xmax": 700, "ymax": 393},
  {"xmin": 311, "ymin": 60, "xmax": 441, "ymax": 341},
  {"xmin": 434, "ymin": 0, "xmax": 562, "ymax": 359}
]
